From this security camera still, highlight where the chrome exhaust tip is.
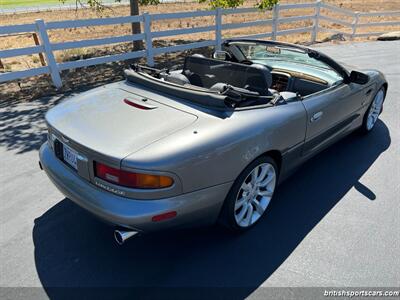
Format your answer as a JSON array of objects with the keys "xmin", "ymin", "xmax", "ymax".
[{"xmin": 114, "ymin": 229, "xmax": 138, "ymax": 245}]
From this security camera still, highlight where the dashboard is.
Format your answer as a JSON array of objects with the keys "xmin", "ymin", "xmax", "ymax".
[
  {"xmin": 251, "ymin": 59, "xmax": 343, "ymax": 95},
  {"xmin": 271, "ymin": 72, "xmax": 290, "ymax": 91},
  {"xmin": 270, "ymin": 70, "xmax": 330, "ymax": 96}
]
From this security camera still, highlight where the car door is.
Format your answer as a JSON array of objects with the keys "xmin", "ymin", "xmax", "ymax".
[{"xmin": 301, "ymin": 82, "xmax": 364, "ymax": 157}]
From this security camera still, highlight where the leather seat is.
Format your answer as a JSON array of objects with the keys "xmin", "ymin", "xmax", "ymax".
[
  {"xmin": 183, "ymin": 56, "xmax": 275, "ymax": 95},
  {"xmin": 164, "ymin": 71, "xmax": 190, "ymax": 85},
  {"xmin": 243, "ymin": 64, "xmax": 276, "ymax": 96}
]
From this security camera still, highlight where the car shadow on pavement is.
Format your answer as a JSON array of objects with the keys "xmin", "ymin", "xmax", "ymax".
[
  {"xmin": 1, "ymin": 87, "xmax": 121, "ymax": 155},
  {"xmin": 0, "ymin": 95, "xmax": 66, "ymax": 154},
  {"xmin": 32, "ymin": 120, "xmax": 390, "ymax": 300}
]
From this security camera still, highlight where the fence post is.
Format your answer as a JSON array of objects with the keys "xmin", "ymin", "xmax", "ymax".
[
  {"xmin": 215, "ymin": 8, "xmax": 222, "ymax": 50},
  {"xmin": 271, "ymin": 4, "xmax": 279, "ymax": 41},
  {"xmin": 32, "ymin": 33, "xmax": 46, "ymax": 66},
  {"xmin": 351, "ymin": 12, "xmax": 359, "ymax": 40},
  {"xmin": 143, "ymin": 13, "xmax": 154, "ymax": 67},
  {"xmin": 311, "ymin": 0, "xmax": 321, "ymax": 43},
  {"xmin": 35, "ymin": 19, "xmax": 62, "ymax": 89}
]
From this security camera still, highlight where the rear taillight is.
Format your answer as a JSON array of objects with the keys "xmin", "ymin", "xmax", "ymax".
[{"xmin": 94, "ymin": 162, "xmax": 173, "ymax": 189}]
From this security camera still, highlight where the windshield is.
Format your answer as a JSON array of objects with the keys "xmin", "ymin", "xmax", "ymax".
[{"xmin": 235, "ymin": 43, "xmax": 333, "ymax": 70}]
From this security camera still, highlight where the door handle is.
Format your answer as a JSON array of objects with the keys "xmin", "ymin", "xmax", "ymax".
[
  {"xmin": 311, "ymin": 111, "xmax": 323, "ymax": 122},
  {"xmin": 365, "ymin": 89, "xmax": 372, "ymax": 96}
]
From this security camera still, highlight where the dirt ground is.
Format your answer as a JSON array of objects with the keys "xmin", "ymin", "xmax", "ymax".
[{"xmin": 0, "ymin": 0, "xmax": 399, "ymax": 102}]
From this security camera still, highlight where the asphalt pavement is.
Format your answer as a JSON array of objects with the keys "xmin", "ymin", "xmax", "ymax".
[{"xmin": 0, "ymin": 41, "xmax": 399, "ymax": 299}]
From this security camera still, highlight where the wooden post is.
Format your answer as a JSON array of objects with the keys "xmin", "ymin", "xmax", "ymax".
[
  {"xmin": 311, "ymin": 0, "xmax": 321, "ymax": 43},
  {"xmin": 143, "ymin": 13, "xmax": 154, "ymax": 66},
  {"xmin": 215, "ymin": 8, "xmax": 222, "ymax": 50},
  {"xmin": 32, "ymin": 33, "xmax": 46, "ymax": 66},
  {"xmin": 35, "ymin": 19, "xmax": 62, "ymax": 89},
  {"xmin": 351, "ymin": 12, "xmax": 359, "ymax": 40},
  {"xmin": 272, "ymin": 4, "xmax": 279, "ymax": 41}
]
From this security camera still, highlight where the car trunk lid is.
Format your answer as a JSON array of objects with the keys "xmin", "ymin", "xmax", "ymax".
[{"xmin": 46, "ymin": 87, "xmax": 198, "ymax": 160}]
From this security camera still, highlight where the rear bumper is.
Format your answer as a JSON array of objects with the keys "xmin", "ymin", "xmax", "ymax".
[{"xmin": 39, "ymin": 143, "xmax": 231, "ymax": 232}]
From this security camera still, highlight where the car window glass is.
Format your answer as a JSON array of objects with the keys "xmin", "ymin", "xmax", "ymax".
[{"xmin": 236, "ymin": 43, "xmax": 343, "ymax": 82}]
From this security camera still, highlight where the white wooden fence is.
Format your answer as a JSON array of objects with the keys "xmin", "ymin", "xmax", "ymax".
[{"xmin": 1, "ymin": 0, "xmax": 399, "ymax": 88}]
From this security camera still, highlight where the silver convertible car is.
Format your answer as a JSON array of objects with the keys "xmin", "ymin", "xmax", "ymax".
[{"xmin": 39, "ymin": 39, "xmax": 387, "ymax": 244}]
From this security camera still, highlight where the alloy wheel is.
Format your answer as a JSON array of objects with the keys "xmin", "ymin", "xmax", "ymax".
[
  {"xmin": 366, "ymin": 89, "xmax": 384, "ymax": 131},
  {"xmin": 234, "ymin": 163, "xmax": 276, "ymax": 227}
]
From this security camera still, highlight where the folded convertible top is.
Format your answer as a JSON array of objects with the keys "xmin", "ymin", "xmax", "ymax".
[{"xmin": 124, "ymin": 69, "xmax": 231, "ymax": 110}]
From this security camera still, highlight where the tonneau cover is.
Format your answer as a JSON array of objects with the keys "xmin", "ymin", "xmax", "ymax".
[{"xmin": 124, "ymin": 69, "xmax": 231, "ymax": 110}]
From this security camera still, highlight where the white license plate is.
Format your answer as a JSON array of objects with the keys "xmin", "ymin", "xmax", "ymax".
[{"xmin": 63, "ymin": 143, "xmax": 78, "ymax": 170}]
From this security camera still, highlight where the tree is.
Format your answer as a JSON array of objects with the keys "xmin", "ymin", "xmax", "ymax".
[
  {"xmin": 62, "ymin": 0, "xmax": 279, "ymax": 50},
  {"xmin": 199, "ymin": 0, "xmax": 278, "ymax": 9}
]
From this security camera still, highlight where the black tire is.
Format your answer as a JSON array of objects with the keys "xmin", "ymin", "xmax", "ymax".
[
  {"xmin": 219, "ymin": 155, "xmax": 278, "ymax": 232},
  {"xmin": 359, "ymin": 87, "xmax": 386, "ymax": 134}
]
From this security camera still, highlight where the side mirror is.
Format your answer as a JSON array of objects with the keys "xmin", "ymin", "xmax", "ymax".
[
  {"xmin": 213, "ymin": 50, "xmax": 231, "ymax": 61},
  {"xmin": 349, "ymin": 71, "xmax": 369, "ymax": 85}
]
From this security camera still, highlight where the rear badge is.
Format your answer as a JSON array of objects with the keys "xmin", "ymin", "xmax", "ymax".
[{"xmin": 94, "ymin": 180, "xmax": 126, "ymax": 196}]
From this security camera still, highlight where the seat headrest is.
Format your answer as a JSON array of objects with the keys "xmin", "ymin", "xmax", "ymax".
[
  {"xmin": 183, "ymin": 56, "xmax": 272, "ymax": 94},
  {"xmin": 249, "ymin": 63, "xmax": 273, "ymax": 88}
]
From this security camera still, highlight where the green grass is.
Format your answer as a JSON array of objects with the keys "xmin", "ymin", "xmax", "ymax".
[{"xmin": 0, "ymin": 0, "xmax": 76, "ymax": 8}]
